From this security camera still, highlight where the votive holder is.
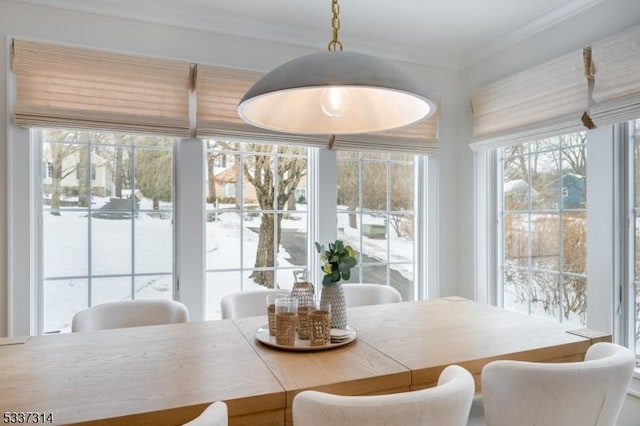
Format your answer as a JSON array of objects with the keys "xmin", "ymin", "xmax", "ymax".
[
  {"xmin": 310, "ymin": 301, "xmax": 331, "ymax": 346},
  {"xmin": 267, "ymin": 293, "xmax": 288, "ymax": 336},
  {"xmin": 297, "ymin": 296, "xmax": 315, "ymax": 340},
  {"xmin": 275, "ymin": 297, "xmax": 298, "ymax": 346}
]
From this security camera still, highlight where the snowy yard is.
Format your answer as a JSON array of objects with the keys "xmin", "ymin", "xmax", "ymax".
[{"xmin": 43, "ymin": 199, "xmax": 414, "ymax": 332}]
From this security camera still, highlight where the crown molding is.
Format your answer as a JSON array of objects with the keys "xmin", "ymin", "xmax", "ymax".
[{"xmin": 459, "ymin": 0, "xmax": 608, "ymax": 69}]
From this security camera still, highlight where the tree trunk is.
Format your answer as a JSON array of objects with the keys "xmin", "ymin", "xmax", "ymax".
[
  {"xmin": 250, "ymin": 213, "xmax": 275, "ymax": 288},
  {"xmin": 77, "ymin": 145, "xmax": 89, "ymax": 208},
  {"xmin": 51, "ymin": 154, "xmax": 63, "ymax": 215},
  {"xmin": 287, "ymin": 192, "xmax": 297, "ymax": 211},
  {"xmin": 115, "ymin": 148, "xmax": 123, "ymax": 198},
  {"xmin": 348, "ymin": 197, "xmax": 358, "ymax": 229},
  {"xmin": 153, "ymin": 197, "xmax": 160, "ymax": 210},
  {"xmin": 207, "ymin": 154, "xmax": 217, "ymax": 204},
  {"xmin": 235, "ymin": 156, "xmax": 243, "ymax": 208}
]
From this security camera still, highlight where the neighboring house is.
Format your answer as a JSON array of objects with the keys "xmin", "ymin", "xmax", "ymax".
[
  {"xmin": 546, "ymin": 173, "xmax": 586, "ymax": 209},
  {"xmin": 42, "ymin": 150, "xmax": 114, "ymax": 198},
  {"xmin": 210, "ymin": 164, "xmax": 307, "ymax": 206},
  {"xmin": 212, "ymin": 163, "xmax": 257, "ymax": 203},
  {"xmin": 294, "ymin": 175, "xmax": 307, "ymax": 202},
  {"xmin": 503, "ymin": 179, "xmax": 538, "ymax": 209}
]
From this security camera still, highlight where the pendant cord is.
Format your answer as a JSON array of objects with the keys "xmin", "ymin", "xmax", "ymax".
[{"xmin": 327, "ymin": 0, "xmax": 343, "ymax": 51}]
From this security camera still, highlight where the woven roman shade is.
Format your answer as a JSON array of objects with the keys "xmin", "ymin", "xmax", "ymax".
[
  {"xmin": 195, "ymin": 65, "xmax": 326, "ymax": 148},
  {"xmin": 470, "ymin": 49, "xmax": 588, "ymax": 151},
  {"xmin": 591, "ymin": 24, "xmax": 640, "ymax": 126},
  {"xmin": 332, "ymin": 98, "xmax": 440, "ymax": 154},
  {"xmin": 12, "ymin": 39, "xmax": 191, "ymax": 137}
]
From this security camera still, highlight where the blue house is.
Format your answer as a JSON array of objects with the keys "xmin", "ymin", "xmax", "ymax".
[{"xmin": 547, "ymin": 173, "xmax": 586, "ymax": 209}]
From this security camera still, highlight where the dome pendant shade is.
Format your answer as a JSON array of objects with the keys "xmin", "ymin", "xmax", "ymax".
[{"xmin": 238, "ymin": 51, "xmax": 436, "ymax": 135}]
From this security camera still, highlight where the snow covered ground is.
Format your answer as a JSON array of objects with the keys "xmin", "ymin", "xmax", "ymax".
[{"xmin": 43, "ymin": 199, "xmax": 414, "ymax": 333}]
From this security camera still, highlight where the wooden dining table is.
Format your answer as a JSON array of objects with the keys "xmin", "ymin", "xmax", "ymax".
[{"xmin": 0, "ymin": 298, "xmax": 610, "ymax": 425}]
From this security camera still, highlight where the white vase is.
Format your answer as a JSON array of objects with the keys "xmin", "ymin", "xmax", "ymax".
[{"xmin": 321, "ymin": 282, "xmax": 347, "ymax": 329}]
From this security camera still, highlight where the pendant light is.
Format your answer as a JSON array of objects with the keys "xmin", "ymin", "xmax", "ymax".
[{"xmin": 238, "ymin": 0, "xmax": 436, "ymax": 135}]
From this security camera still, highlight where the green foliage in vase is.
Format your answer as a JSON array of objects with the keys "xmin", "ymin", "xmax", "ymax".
[{"xmin": 315, "ymin": 240, "xmax": 358, "ymax": 286}]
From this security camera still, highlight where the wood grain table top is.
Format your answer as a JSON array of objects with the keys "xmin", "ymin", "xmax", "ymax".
[{"xmin": 0, "ymin": 298, "xmax": 606, "ymax": 425}]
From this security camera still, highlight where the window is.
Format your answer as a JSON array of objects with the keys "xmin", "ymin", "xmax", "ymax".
[
  {"xmin": 38, "ymin": 129, "xmax": 174, "ymax": 333},
  {"xmin": 204, "ymin": 141, "xmax": 309, "ymax": 319},
  {"xmin": 499, "ymin": 132, "xmax": 587, "ymax": 326},
  {"xmin": 336, "ymin": 152, "xmax": 416, "ymax": 301}
]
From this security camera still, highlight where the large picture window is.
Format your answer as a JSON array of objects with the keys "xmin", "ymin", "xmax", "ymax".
[
  {"xmin": 38, "ymin": 129, "xmax": 174, "ymax": 333},
  {"xmin": 499, "ymin": 132, "xmax": 587, "ymax": 326}
]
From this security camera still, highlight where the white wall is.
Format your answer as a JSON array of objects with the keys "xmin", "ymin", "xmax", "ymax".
[{"xmin": 0, "ymin": 0, "xmax": 462, "ymax": 336}]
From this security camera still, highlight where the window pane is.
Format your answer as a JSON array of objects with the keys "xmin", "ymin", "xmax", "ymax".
[
  {"xmin": 563, "ymin": 275, "xmax": 587, "ymax": 326},
  {"xmin": 503, "ymin": 213, "xmax": 528, "ymax": 267},
  {"xmin": 43, "ymin": 212, "xmax": 88, "ymax": 277},
  {"xmin": 135, "ymin": 214, "xmax": 173, "ymax": 274},
  {"xmin": 206, "ymin": 271, "xmax": 242, "ymax": 320},
  {"xmin": 207, "ymin": 211, "xmax": 242, "ymax": 270},
  {"xmin": 563, "ymin": 213, "xmax": 587, "ymax": 274},
  {"xmin": 279, "ymin": 212, "xmax": 308, "ymax": 268},
  {"xmin": 135, "ymin": 275, "xmax": 173, "ymax": 300},
  {"xmin": 390, "ymin": 163, "xmax": 413, "ymax": 211},
  {"xmin": 43, "ymin": 278, "xmax": 88, "ymax": 334},
  {"xmin": 530, "ymin": 149, "xmax": 560, "ymax": 210},
  {"xmin": 42, "ymin": 141, "xmax": 87, "ymax": 211},
  {"xmin": 362, "ymin": 161, "xmax": 387, "ymax": 211},
  {"xmin": 135, "ymin": 148, "xmax": 173, "ymax": 207},
  {"xmin": 92, "ymin": 215, "xmax": 132, "ymax": 275},
  {"xmin": 362, "ymin": 265, "xmax": 386, "ymax": 284},
  {"xmin": 530, "ymin": 271, "xmax": 559, "ymax": 322},
  {"xmin": 503, "ymin": 266, "xmax": 529, "ymax": 314},
  {"xmin": 390, "ymin": 268, "xmax": 413, "ymax": 301},
  {"xmin": 389, "ymin": 213, "xmax": 413, "ymax": 264},
  {"xmin": 530, "ymin": 214, "xmax": 560, "ymax": 271},
  {"xmin": 338, "ymin": 160, "xmax": 359, "ymax": 211},
  {"xmin": 91, "ymin": 276, "xmax": 131, "ymax": 305},
  {"xmin": 503, "ymin": 150, "xmax": 530, "ymax": 212}
]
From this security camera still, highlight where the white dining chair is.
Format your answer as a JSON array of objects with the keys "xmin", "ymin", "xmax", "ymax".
[
  {"xmin": 293, "ymin": 365, "xmax": 474, "ymax": 426},
  {"xmin": 481, "ymin": 342, "xmax": 635, "ymax": 426},
  {"xmin": 71, "ymin": 299, "xmax": 189, "ymax": 332},
  {"xmin": 342, "ymin": 283, "xmax": 402, "ymax": 307},
  {"xmin": 220, "ymin": 289, "xmax": 290, "ymax": 319},
  {"xmin": 183, "ymin": 401, "xmax": 228, "ymax": 426}
]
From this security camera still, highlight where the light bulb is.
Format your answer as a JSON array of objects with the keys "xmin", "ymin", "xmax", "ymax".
[{"xmin": 320, "ymin": 87, "xmax": 350, "ymax": 118}]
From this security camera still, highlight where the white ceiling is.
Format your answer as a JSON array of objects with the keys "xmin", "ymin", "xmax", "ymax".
[{"xmin": 11, "ymin": 0, "xmax": 607, "ymax": 68}]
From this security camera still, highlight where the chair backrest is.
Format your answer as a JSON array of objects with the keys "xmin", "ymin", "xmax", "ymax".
[
  {"xmin": 481, "ymin": 342, "xmax": 635, "ymax": 426},
  {"xmin": 293, "ymin": 365, "xmax": 474, "ymax": 426},
  {"xmin": 183, "ymin": 401, "xmax": 228, "ymax": 426},
  {"xmin": 342, "ymin": 283, "xmax": 402, "ymax": 308},
  {"xmin": 71, "ymin": 299, "xmax": 189, "ymax": 332},
  {"xmin": 220, "ymin": 289, "xmax": 290, "ymax": 319}
]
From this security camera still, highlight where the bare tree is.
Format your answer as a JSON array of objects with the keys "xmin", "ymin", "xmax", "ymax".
[
  {"xmin": 244, "ymin": 145, "xmax": 306, "ymax": 288},
  {"xmin": 45, "ymin": 130, "xmax": 83, "ymax": 215}
]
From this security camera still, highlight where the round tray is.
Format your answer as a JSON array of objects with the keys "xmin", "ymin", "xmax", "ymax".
[{"xmin": 255, "ymin": 325, "xmax": 357, "ymax": 351}]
